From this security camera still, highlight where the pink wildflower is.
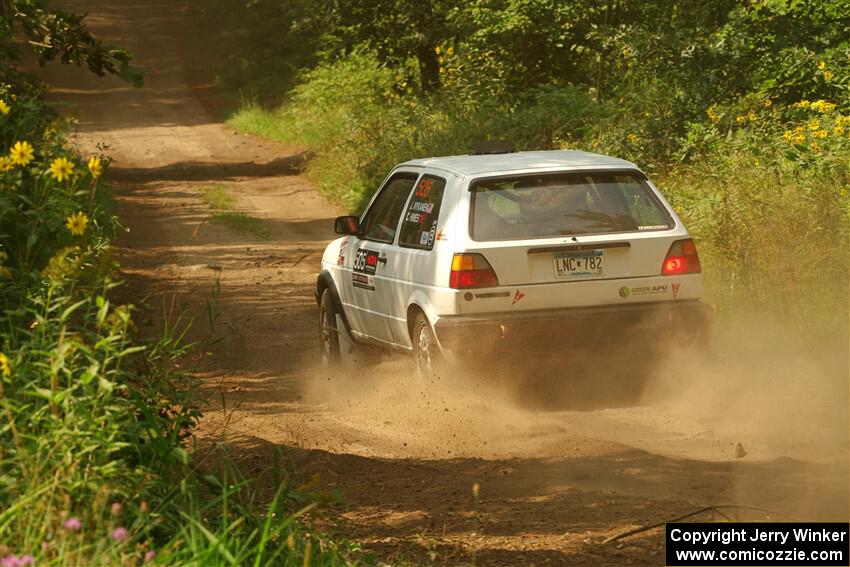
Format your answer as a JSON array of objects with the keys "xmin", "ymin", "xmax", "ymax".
[
  {"xmin": 111, "ymin": 527, "xmax": 128, "ymax": 542},
  {"xmin": 1, "ymin": 555, "xmax": 34, "ymax": 567},
  {"xmin": 63, "ymin": 517, "xmax": 82, "ymax": 531},
  {"xmin": 111, "ymin": 502, "xmax": 122, "ymax": 517},
  {"xmin": 144, "ymin": 550, "xmax": 156, "ymax": 562}
]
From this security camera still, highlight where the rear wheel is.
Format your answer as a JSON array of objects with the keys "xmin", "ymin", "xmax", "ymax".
[
  {"xmin": 412, "ymin": 312, "xmax": 443, "ymax": 379},
  {"xmin": 318, "ymin": 288, "xmax": 341, "ymax": 365}
]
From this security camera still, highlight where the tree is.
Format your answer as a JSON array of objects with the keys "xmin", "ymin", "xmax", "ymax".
[{"xmin": 0, "ymin": 0, "xmax": 142, "ymax": 86}]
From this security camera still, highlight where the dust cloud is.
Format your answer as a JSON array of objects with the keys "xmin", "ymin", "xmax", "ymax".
[
  {"xmin": 304, "ymin": 355, "xmax": 595, "ymax": 460},
  {"xmin": 642, "ymin": 319, "xmax": 849, "ymax": 464},
  {"xmin": 300, "ymin": 316, "xmax": 848, "ymax": 520}
]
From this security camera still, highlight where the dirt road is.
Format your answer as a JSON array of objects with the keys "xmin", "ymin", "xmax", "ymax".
[{"xmin": 35, "ymin": 2, "xmax": 849, "ymax": 564}]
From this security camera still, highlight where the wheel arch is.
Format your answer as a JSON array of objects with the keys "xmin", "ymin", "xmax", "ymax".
[
  {"xmin": 316, "ymin": 271, "xmax": 352, "ymax": 334},
  {"xmin": 406, "ymin": 303, "xmax": 427, "ymax": 342},
  {"xmin": 406, "ymin": 300, "xmax": 448, "ymax": 355}
]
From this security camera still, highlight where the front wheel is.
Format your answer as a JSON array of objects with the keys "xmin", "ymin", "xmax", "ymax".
[
  {"xmin": 318, "ymin": 288, "xmax": 341, "ymax": 365},
  {"xmin": 412, "ymin": 312, "xmax": 443, "ymax": 379}
]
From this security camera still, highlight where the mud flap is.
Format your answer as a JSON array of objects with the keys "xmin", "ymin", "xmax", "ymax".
[{"xmin": 335, "ymin": 313, "xmax": 357, "ymax": 362}]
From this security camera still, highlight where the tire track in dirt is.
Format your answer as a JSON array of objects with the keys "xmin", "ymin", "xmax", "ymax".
[{"xmin": 34, "ymin": 2, "xmax": 848, "ymax": 564}]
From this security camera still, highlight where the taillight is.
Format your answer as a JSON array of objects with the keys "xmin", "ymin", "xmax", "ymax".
[
  {"xmin": 449, "ymin": 253, "xmax": 499, "ymax": 289},
  {"xmin": 661, "ymin": 239, "xmax": 701, "ymax": 275}
]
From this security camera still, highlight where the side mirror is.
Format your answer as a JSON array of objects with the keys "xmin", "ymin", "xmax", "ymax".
[{"xmin": 334, "ymin": 215, "xmax": 360, "ymax": 235}]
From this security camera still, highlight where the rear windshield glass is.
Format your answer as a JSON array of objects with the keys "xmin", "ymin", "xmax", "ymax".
[{"xmin": 470, "ymin": 171, "xmax": 673, "ymax": 241}]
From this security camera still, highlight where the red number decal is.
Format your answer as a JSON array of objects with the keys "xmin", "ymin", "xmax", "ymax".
[{"xmin": 415, "ymin": 179, "xmax": 433, "ymax": 197}]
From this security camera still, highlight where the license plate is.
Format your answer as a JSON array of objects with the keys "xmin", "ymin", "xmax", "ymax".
[{"xmin": 553, "ymin": 250, "xmax": 605, "ymax": 279}]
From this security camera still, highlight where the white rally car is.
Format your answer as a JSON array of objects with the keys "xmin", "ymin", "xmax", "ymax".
[{"xmin": 315, "ymin": 150, "xmax": 709, "ymax": 379}]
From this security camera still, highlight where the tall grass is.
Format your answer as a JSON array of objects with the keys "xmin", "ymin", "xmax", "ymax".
[{"xmin": 0, "ymin": 65, "xmax": 359, "ymax": 566}]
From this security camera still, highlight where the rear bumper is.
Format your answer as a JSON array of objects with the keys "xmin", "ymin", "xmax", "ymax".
[{"xmin": 434, "ymin": 300, "xmax": 711, "ymax": 353}]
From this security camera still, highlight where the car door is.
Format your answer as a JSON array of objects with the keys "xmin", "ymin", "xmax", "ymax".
[
  {"xmin": 382, "ymin": 173, "xmax": 450, "ymax": 344},
  {"xmin": 339, "ymin": 170, "xmax": 419, "ymax": 344}
]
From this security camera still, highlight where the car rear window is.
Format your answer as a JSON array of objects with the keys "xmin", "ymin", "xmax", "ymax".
[{"xmin": 470, "ymin": 171, "xmax": 673, "ymax": 241}]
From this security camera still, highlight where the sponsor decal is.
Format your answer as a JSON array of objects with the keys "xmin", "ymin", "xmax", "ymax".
[
  {"xmin": 672, "ymin": 283, "xmax": 681, "ymax": 299},
  {"xmin": 512, "ymin": 290, "xmax": 525, "ymax": 305},
  {"xmin": 435, "ymin": 229, "xmax": 447, "ymax": 241},
  {"xmin": 352, "ymin": 273, "xmax": 374, "ymax": 290},
  {"xmin": 337, "ymin": 236, "xmax": 350, "ymax": 266},
  {"xmin": 619, "ymin": 284, "xmax": 668, "ymax": 298},
  {"xmin": 475, "ymin": 291, "xmax": 511, "ymax": 299},
  {"xmin": 352, "ymin": 248, "xmax": 379, "ymax": 291}
]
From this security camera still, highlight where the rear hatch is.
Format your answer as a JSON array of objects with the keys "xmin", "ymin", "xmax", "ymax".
[{"xmin": 456, "ymin": 169, "xmax": 699, "ymax": 309}]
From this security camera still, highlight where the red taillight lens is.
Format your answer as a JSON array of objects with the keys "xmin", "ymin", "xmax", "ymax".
[
  {"xmin": 449, "ymin": 253, "xmax": 499, "ymax": 289},
  {"xmin": 661, "ymin": 239, "xmax": 701, "ymax": 275}
]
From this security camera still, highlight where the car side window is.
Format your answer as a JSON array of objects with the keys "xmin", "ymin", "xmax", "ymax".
[
  {"xmin": 398, "ymin": 175, "xmax": 447, "ymax": 250},
  {"xmin": 359, "ymin": 172, "xmax": 419, "ymax": 243}
]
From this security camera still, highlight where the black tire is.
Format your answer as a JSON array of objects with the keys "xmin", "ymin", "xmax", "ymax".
[
  {"xmin": 319, "ymin": 288, "xmax": 341, "ymax": 365},
  {"xmin": 411, "ymin": 312, "xmax": 443, "ymax": 379}
]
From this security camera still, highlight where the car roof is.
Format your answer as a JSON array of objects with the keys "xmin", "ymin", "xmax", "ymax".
[{"xmin": 400, "ymin": 150, "xmax": 639, "ymax": 176}]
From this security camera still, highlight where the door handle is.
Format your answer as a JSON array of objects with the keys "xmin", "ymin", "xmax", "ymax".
[{"xmin": 377, "ymin": 256, "xmax": 388, "ymax": 265}]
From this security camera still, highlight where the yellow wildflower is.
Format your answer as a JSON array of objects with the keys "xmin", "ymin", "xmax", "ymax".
[
  {"xmin": 795, "ymin": 100, "xmax": 811, "ymax": 109},
  {"xmin": 793, "ymin": 133, "xmax": 806, "ymax": 144},
  {"xmin": 811, "ymin": 100, "xmax": 836, "ymax": 113},
  {"xmin": 65, "ymin": 211, "xmax": 89, "ymax": 236},
  {"xmin": 627, "ymin": 133, "xmax": 639, "ymax": 143},
  {"xmin": 808, "ymin": 119, "xmax": 821, "ymax": 131},
  {"xmin": 763, "ymin": 99, "xmax": 772, "ymax": 108},
  {"xmin": 0, "ymin": 156, "xmax": 12, "ymax": 172},
  {"xmin": 439, "ymin": 66, "xmax": 445, "ymax": 74},
  {"xmin": 747, "ymin": 111, "xmax": 757, "ymax": 122},
  {"xmin": 434, "ymin": 46, "xmax": 441, "ymax": 55},
  {"xmin": 0, "ymin": 352, "xmax": 10, "ymax": 377},
  {"xmin": 783, "ymin": 130, "xmax": 793, "ymax": 141},
  {"xmin": 49, "ymin": 156, "xmax": 75, "ymax": 182},
  {"xmin": 446, "ymin": 46, "xmax": 454, "ymax": 56},
  {"xmin": 823, "ymin": 70, "xmax": 834, "ymax": 82},
  {"xmin": 87, "ymin": 156, "xmax": 102, "ymax": 178},
  {"xmin": 813, "ymin": 129, "xmax": 828, "ymax": 139},
  {"xmin": 706, "ymin": 106, "xmax": 720, "ymax": 124},
  {"xmin": 0, "ymin": 100, "xmax": 9, "ymax": 115},
  {"xmin": 837, "ymin": 115, "xmax": 850, "ymax": 127},
  {"xmin": 833, "ymin": 125, "xmax": 845, "ymax": 136},
  {"xmin": 810, "ymin": 141, "xmax": 820, "ymax": 152},
  {"xmin": 735, "ymin": 115, "xmax": 747, "ymax": 124},
  {"xmin": 622, "ymin": 47, "xmax": 630, "ymax": 57},
  {"xmin": 9, "ymin": 141, "xmax": 34, "ymax": 166},
  {"xmin": 818, "ymin": 61, "xmax": 826, "ymax": 71}
]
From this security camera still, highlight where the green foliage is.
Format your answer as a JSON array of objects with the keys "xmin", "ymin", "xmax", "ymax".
[
  {"xmin": 1, "ymin": 0, "xmax": 143, "ymax": 86},
  {"xmin": 0, "ymin": 70, "xmax": 111, "ymax": 306},
  {"xmin": 231, "ymin": 50, "xmax": 599, "ymax": 210}
]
